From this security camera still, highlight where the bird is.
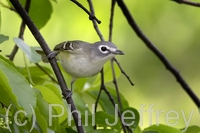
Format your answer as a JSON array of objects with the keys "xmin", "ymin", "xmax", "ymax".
[{"xmin": 36, "ymin": 40, "xmax": 124, "ymax": 90}]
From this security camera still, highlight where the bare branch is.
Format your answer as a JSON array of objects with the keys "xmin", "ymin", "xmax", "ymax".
[
  {"xmin": 113, "ymin": 57, "xmax": 134, "ymax": 86},
  {"xmin": 110, "ymin": 59, "xmax": 123, "ymax": 112},
  {"xmin": 171, "ymin": 0, "xmax": 200, "ymax": 7},
  {"xmin": 116, "ymin": 0, "xmax": 200, "ymax": 108},
  {"xmin": 100, "ymin": 70, "xmax": 130, "ymax": 133},
  {"xmin": 87, "ymin": 0, "xmax": 131, "ymax": 132},
  {"xmin": 108, "ymin": 0, "xmax": 116, "ymax": 42},
  {"xmin": 86, "ymin": 0, "xmax": 106, "ymax": 130},
  {"xmin": 70, "ymin": 0, "xmax": 101, "ymax": 24},
  {"xmin": 108, "ymin": 0, "xmax": 123, "ymax": 114},
  {"xmin": 8, "ymin": 0, "xmax": 31, "ymax": 61},
  {"xmin": 9, "ymin": 0, "xmax": 84, "ymax": 132},
  {"xmin": 87, "ymin": 0, "xmax": 104, "ymax": 41}
]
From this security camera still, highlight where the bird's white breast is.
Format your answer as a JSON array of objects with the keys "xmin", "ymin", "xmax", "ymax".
[{"xmin": 58, "ymin": 52, "xmax": 113, "ymax": 79}]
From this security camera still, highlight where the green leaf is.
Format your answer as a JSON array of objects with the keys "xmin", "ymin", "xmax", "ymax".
[
  {"xmin": 18, "ymin": 0, "xmax": 53, "ymax": 29},
  {"xmin": 61, "ymin": 93, "xmax": 92, "ymax": 130},
  {"xmin": 95, "ymin": 111, "xmax": 121, "ymax": 131},
  {"xmin": 0, "ymin": 34, "xmax": 9, "ymax": 44},
  {"xmin": 143, "ymin": 131, "xmax": 158, "ymax": 133},
  {"xmin": 88, "ymin": 129, "xmax": 118, "ymax": 133},
  {"xmin": 0, "ymin": 11, "xmax": 1, "ymax": 31},
  {"xmin": 20, "ymin": 65, "xmax": 54, "ymax": 84},
  {"xmin": 72, "ymin": 93, "xmax": 91, "ymax": 115},
  {"xmin": 65, "ymin": 128, "xmax": 77, "ymax": 133},
  {"xmin": 51, "ymin": 0, "xmax": 57, "ymax": 3},
  {"xmin": 34, "ymin": 85, "xmax": 67, "ymax": 124},
  {"xmin": 13, "ymin": 38, "xmax": 41, "ymax": 63},
  {"xmin": 43, "ymin": 84, "xmax": 62, "ymax": 100},
  {"xmin": 0, "ymin": 55, "xmax": 18, "ymax": 71},
  {"xmin": 34, "ymin": 107, "xmax": 48, "ymax": 133},
  {"xmin": 34, "ymin": 88, "xmax": 59, "ymax": 132},
  {"xmin": 9, "ymin": 117, "xmax": 38, "ymax": 133},
  {"xmin": 59, "ymin": 126, "xmax": 67, "ymax": 133},
  {"xmin": 21, "ymin": 66, "xmax": 53, "ymax": 77},
  {"xmin": 93, "ymin": 61, "xmax": 121, "ymax": 86},
  {"xmin": 73, "ymin": 78, "xmax": 87, "ymax": 91},
  {"xmin": 0, "ymin": 84, "xmax": 10, "ymax": 107},
  {"xmin": 182, "ymin": 125, "xmax": 200, "ymax": 133},
  {"xmin": 121, "ymin": 107, "xmax": 140, "ymax": 130},
  {"xmin": 143, "ymin": 124, "xmax": 182, "ymax": 133},
  {"xmin": 87, "ymin": 86, "xmax": 129, "ymax": 115},
  {"xmin": 0, "ymin": 128, "xmax": 11, "ymax": 133},
  {"xmin": 134, "ymin": 126, "xmax": 142, "ymax": 133},
  {"xmin": 0, "ymin": 58, "xmax": 36, "ymax": 119},
  {"xmin": 70, "ymin": 111, "xmax": 121, "ymax": 132}
]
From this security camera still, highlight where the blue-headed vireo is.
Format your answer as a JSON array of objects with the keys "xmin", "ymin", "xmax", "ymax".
[{"xmin": 36, "ymin": 40, "xmax": 124, "ymax": 89}]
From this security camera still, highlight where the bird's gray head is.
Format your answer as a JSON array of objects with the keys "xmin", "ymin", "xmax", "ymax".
[{"xmin": 90, "ymin": 41, "xmax": 124, "ymax": 60}]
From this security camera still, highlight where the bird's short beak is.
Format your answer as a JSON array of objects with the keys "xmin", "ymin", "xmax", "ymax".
[{"xmin": 111, "ymin": 49, "xmax": 124, "ymax": 55}]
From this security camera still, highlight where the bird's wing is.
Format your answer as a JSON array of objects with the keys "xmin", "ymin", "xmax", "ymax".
[{"xmin": 54, "ymin": 41, "xmax": 75, "ymax": 51}]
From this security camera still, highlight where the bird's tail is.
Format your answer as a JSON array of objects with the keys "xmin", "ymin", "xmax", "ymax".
[{"xmin": 35, "ymin": 50, "xmax": 50, "ymax": 63}]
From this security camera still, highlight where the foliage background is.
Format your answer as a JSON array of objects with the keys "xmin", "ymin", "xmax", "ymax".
[{"xmin": 1, "ymin": 0, "xmax": 199, "ymax": 130}]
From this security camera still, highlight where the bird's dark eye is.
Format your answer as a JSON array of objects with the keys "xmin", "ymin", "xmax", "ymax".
[{"xmin": 101, "ymin": 46, "xmax": 107, "ymax": 52}]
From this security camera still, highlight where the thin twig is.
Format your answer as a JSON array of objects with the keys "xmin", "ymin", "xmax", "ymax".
[
  {"xmin": 109, "ymin": 0, "xmax": 134, "ymax": 87},
  {"xmin": 108, "ymin": 0, "xmax": 134, "ymax": 116},
  {"xmin": 100, "ymin": 69, "xmax": 132, "ymax": 133},
  {"xmin": 87, "ymin": 0, "xmax": 129, "ymax": 132},
  {"xmin": 94, "ymin": 68, "xmax": 104, "ymax": 130},
  {"xmin": 35, "ymin": 63, "xmax": 59, "ymax": 84},
  {"xmin": 108, "ymin": 0, "xmax": 123, "ymax": 113},
  {"xmin": 70, "ymin": 0, "xmax": 101, "ymax": 24},
  {"xmin": 94, "ymin": 83, "xmax": 103, "ymax": 113},
  {"xmin": 86, "ymin": 0, "xmax": 105, "ymax": 130},
  {"xmin": 108, "ymin": 0, "xmax": 116, "ymax": 42},
  {"xmin": 116, "ymin": 0, "xmax": 200, "ymax": 108},
  {"xmin": 87, "ymin": 0, "xmax": 104, "ymax": 41},
  {"xmin": 8, "ymin": 0, "xmax": 31, "ymax": 61},
  {"xmin": 171, "ymin": 0, "xmax": 200, "ymax": 7},
  {"xmin": 113, "ymin": 57, "xmax": 134, "ymax": 86},
  {"xmin": 110, "ymin": 59, "xmax": 123, "ymax": 111},
  {"xmin": 9, "ymin": 0, "xmax": 84, "ymax": 132}
]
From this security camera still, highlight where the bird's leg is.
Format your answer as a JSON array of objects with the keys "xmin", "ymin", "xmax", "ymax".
[
  {"xmin": 70, "ymin": 79, "xmax": 76, "ymax": 91},
  {"xmin": 63, "ymin": 79, "xmax": 75, "ymax": 99}
]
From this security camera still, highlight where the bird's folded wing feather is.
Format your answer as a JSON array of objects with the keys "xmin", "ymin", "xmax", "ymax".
[{"xmin": 36, "ymin": 49, "xmax": 60, "ymax": 63}]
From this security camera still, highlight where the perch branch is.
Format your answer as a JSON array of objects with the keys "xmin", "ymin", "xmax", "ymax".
[
  {"xmin": 116, "ymin": 0, "xmax": 200, "ymax": 108},
  {"xmin": 9, "ymin": 0, "xmax": 84, "ymax": 132},
  {"xmin": 171, "ymin": 0, "xmax": 200, "ymax": 7}
]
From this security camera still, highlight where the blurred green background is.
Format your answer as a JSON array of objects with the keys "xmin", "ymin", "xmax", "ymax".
[{"xmin": 1, "ymin": 0, "xmax": 199, "ymax": 130}]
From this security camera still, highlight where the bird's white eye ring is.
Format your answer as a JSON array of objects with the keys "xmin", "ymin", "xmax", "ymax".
[{"xmin": 99, "ymin": 45, "xmax": 109, "ymax": 54}]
